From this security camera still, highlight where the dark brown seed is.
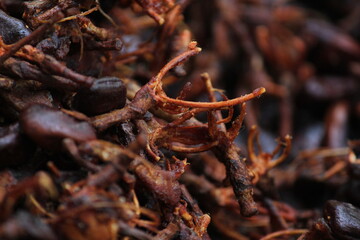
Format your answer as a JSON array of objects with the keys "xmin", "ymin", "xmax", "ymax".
[
  {"xmin": 72, "ymin": 77, "xmax": 127, "ymax": 116},
  {"xmin": 324, "ymin": 200, "xmax": 360, "ymax": 239},
  {"xmin": 0, "ymin": 123, "xmax": 35, "ymax": 168},
  {"xmin": 0, "ymin": 9, "xmax": 31, "ymax": 44},
  {"xmin": 20, "ymin": 104, "xmax": 97, "ymax": 151}
]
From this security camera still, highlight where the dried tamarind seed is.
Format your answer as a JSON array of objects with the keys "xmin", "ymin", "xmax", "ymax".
[
  {"xmin": 0, "ymin": 123, "xmax": 34, "ymax": 168},
  {"xmin": 20, "ymin": 104, "xmax": 96, "ymax": 150},
  {"xmin": 72, "ymin": 77, "xmax": 126, "ymax": 116},
  {"xmin": 0, "ymin": 9, "xmax": 31, "ymax": 44}
]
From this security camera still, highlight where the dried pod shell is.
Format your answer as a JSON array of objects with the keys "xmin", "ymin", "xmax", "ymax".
[{"xmin": 20, "ymin": 104, "xmax": 96, "ymax": 150}]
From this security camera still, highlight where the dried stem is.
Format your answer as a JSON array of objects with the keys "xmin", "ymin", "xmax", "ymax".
[{"xmin": 259, "ymin": 229, "xmax": 308, "ymax": 240}]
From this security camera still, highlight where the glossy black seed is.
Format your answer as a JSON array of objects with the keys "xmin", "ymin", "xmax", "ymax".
[
  {"xmin": 72, "ymin": 77, "xmax": 126, "ymax": 116},
  {"xmin": 20, "ymin": 104, "xmax": 97, "ymax": 150}
]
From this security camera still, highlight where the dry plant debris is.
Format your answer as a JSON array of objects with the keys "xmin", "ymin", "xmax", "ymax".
[{"xmin": 0, "ymin": 0, "xmax": 360, "ymax": 240}]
